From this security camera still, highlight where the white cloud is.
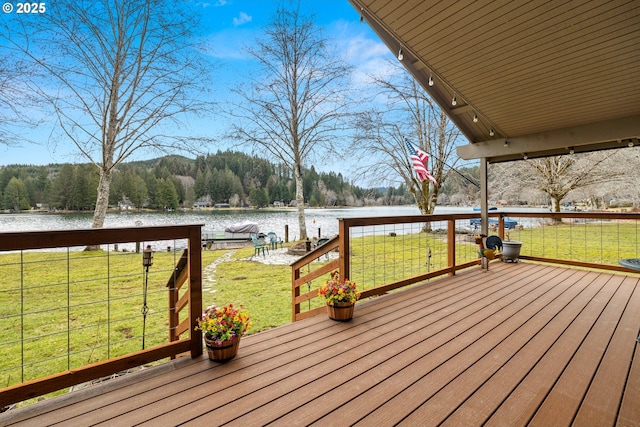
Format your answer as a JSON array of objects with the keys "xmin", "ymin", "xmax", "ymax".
[
  {"xmin": 233, "ymin": 12, "xmax": 252, "ymax": 26},
  {"xmin": 329, "ymin": 21, "xmax": 397, "ymax": 90},
  {"xmin": 197, "ymin": 0, "xmax": 226, "ymax": 8}
]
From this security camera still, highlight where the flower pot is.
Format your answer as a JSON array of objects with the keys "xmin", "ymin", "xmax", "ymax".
[
  {"xmin": 204, "ymin": 336, "xmax": 241, "ymax": 362},
  {"xmin": 502, "ymin": 240, "xmax": 522, "ymax": 262},
  {"xmin": 327, "ymin": 302, "xmax": 354, "ymax": 321}
]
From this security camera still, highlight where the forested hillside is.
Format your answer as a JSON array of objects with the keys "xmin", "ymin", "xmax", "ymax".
[{"xmin": 0, "ymin": 151, "xmax": 412, "ymax": 211}]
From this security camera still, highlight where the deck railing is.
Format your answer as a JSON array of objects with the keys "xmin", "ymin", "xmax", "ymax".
[
  {"xmin": 494, "ymin": 211, "xmax": 640, "ymax": 272},
  {"xmin": 292, "ymin": 211, "xmax": 640, "ymax": 321},
  {"xmin": 0, "ymin": 225, "xmax": 203, "ymax": 408},
  {"xmin": 3, "ymin": 212, "xmax": 638, "ymax": 405},
  {"xmin": 291, "ymin": 214, "xmax": 481, "ymax": 321}
]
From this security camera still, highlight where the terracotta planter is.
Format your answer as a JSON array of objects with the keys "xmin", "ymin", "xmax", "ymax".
[
  {"xmin": 327, "ymin": 301, "xmax": 354, "ymax": 321},
  {"xmin": 204, "ymin": 336, "xmax": 241, "ymax": 362}
]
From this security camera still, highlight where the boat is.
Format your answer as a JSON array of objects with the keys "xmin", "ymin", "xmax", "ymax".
[
  {"xmin": 201, "ymin": 221, "xmax": 260, "ymax": 249},
  {"xmin": 469, "ymin": 217, "xmax": 518, "ymax": 229},
  {"xmin": 223, "ymin": 220, "xmax": 259, "ymax": 238}
]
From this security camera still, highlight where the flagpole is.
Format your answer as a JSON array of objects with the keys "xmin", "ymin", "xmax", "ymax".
[{"xmin": 404, "ymin": 137, "xmax": 480, "ymax": 189}]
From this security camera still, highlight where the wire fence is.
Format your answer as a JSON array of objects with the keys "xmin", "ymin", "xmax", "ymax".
[
  {"xmin": 293, "ymin": 211, "xmax": 640, "ymax": 320},
  {"xmin": 501, "ymin": 213, "xmax": 640, "ymax": 267},
  {"xmin": 347, "ymin": 219, "xmax": 478, "ymax": 291},
  {"xmin": 0, "ymin": 240, "xmax": 184, "ymax": 393}
]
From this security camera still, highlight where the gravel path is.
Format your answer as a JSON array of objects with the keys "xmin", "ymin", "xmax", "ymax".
[{"xmin": 202, "ymin": 248, "xmax": 337, "ymax": 293}]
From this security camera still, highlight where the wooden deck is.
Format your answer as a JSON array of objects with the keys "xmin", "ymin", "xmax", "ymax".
[{"xmin": 2, "ymin": 262, "xmax": 639, "ymax": 427}]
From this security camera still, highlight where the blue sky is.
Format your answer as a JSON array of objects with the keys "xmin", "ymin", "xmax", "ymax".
[{"xmin": 0, "ymin": 0, "xmax": 394, "ymax": 167}]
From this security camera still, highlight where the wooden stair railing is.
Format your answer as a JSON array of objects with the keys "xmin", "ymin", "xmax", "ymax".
[
  {"xmin": 291, "ymin": 236, "xmax": 340, "ymax": 322},
  {"xmin": 167, "ymin": 249, "xmax": 191, "ymax": 344}
]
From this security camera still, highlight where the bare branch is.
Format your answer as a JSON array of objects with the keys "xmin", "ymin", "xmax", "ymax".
[
  {"xmin": 225, "ymin": 3, "xmax": 353, "ymax": 239},
  {"xmin": 3, "ymin": 0, "xmax": 215, "ymax": 229},
  {"xmin": 351, "ymin": 60, "xmax": 466, "ymax": 214}
]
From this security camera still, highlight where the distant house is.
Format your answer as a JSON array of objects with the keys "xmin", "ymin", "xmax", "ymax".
[
  {"xmin": 117, "ymin": 199, "xmax": 133, "ymax": 210},
  {"xmin": 193, "ymin": 201, "xmax": 211, "ymax": 209}
]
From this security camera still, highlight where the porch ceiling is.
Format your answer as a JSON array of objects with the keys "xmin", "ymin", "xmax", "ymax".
[{"xmin": 349, "ymin": 0, "xmax": 640, "ymax": 163}]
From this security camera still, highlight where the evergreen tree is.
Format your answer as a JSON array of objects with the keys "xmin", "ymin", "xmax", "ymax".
[
  {"xmin": 194, "ymin": 169, "xmax": 208, "ymax": 200},
  {"xmin": 249, "ymin": 186, "xmax": 269, "ymax": 208},
  {"xmin": 157, "ymin": 178, "xmax": 179, "ymax": 210},
  {"xmin": 50, "ymin": 164, "xmax": 76, "ymax": 210},
  {"xmin": 129, "ymin": 175, "xmax": 149, "ymax": 209},
  {"xmin": 142, "ymin": 171, "xmax": 159, "ymax": 209},
  {"xmin": 3, "ymin": 177, "xmax": 30, "ymax": 211}
]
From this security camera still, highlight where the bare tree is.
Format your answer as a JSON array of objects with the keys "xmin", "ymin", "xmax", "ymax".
[
  {"xmin": 603, "ymin": 148, "xmax": 640, "ymax": 208},
  {"xmin": 3, "ymin": 0, "xmax": 213, "ymax": 232},
  {"xmin": 354, "ymin": 63, "xmax": 464, "ymax": 215},
  {"xmin": 0, "ymin": 41, "xmax": 42, "ymax": 147},
  {"xmin": 492, "ymin": 152, "xmax": 618, "ymax": 211},
  {"xmin": 227, "ymin": 3, "xmax": 352, "ymax": 240}
]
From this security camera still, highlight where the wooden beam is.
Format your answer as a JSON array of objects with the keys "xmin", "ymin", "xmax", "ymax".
[{"xmin": 458, "ymin": 114, "xmax": 640, "ymax": 162}]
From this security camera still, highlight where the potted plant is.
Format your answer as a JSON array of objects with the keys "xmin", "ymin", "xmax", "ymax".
[
  {"xmin": 195, "ymin": 303, "xmax": 251, "ymax": 362},
  {"xmin": 318, "ymin": 270, "xmax": 360, "ymax": 321}
]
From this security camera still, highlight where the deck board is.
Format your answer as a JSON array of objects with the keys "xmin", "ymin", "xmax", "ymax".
[
  {"xmin": 481, "ymin": 271, "xmax": 622, "ymax": 426},
  {"xmin": 1, "ymin": 262, "xmax": 638, "ymax": 427},
  {"xmin": 618, "ymin": 302, "xmax": 640, "ymax": 427},
  {"xmin": 405, "ymin": 270, "xmax": 609, "ymax": 426},
  {"xmin": 451, "ymin": 270, "xmax": 616, "ymax": 426},
  {"xmin": 571, "ymin": 277, "xmax": 640, "ymax": 427},
  {"xmin": 528, "ymin": 273, "xmax": 631, "ymax": 427},
  {"xmin": 231, "ymin": 265, "xmax": 555, "ymax": 425},
  {"xmin": 364, "ymin": 268, "xmax": 599, "ymax": 426}
]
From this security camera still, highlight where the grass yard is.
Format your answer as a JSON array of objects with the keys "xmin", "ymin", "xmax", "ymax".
[
  {"xmin": 507, "ymin": 220, "xmax": 639, "ymax": 265},
  {"xmin": 201, "ymin": 246, "xmax": 294, "ymax": 331}
]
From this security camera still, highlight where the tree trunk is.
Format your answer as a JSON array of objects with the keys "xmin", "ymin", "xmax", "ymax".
[
  {"xmin": 294, "ymin": 166, "xmax": 307, "ymax": 240},
  {"xmin": 550, "ymin": 195, "xmax": 563, "ymax": 224},
  {"xmin": 415, "ymin": 181, "xmax": 438, "ymax": 232},
  {"xmin": 86, "ymin": 169, "xmax": 112, "ymax": 250}
]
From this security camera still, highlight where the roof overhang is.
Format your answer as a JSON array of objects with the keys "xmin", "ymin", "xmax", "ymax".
[
  {"xmin": 349, "ymin": 0, "xmax": 640, "ymax": 163},
  {"xmin": 459, "ymin": 115, "xmax": 640, "ymax": 163}
]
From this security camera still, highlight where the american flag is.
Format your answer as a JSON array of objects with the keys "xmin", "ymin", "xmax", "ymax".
[{"xmin": 405, "ymin": 139, "xmax": 438, "ymax": 185}]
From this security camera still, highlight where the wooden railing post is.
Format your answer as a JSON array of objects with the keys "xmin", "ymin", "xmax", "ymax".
[
  {"xmin": 292, "ymin": 265, "xmax": 301, "ymax": 321},
  {"xmin": 167, "ymin": 249, "xmax": 189, "ymax": 346},
  {"xmin": 448, "ymin": 218, "xmax": 456, "ymax": 275},
  {"xmin": 188, "ymin": 225, "xmax": 203, "ymax": 358}
]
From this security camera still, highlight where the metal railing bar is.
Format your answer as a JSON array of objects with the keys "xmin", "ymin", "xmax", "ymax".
[
  {"xmin": 67, "ymin": 247, "xmax": 71, "ymax": 371},
  {"xmin": 20, "ymin": 250, "xmax": 24, "ymax": 383}
]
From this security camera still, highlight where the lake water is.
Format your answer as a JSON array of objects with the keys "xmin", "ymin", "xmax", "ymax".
[
  {"xmin": 0, "ymin": 205, "xmax": 548, "ymax": 241},
  {"xmin": 0, "ymin": 206, "xmax": 420, "ymax": 238}
]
